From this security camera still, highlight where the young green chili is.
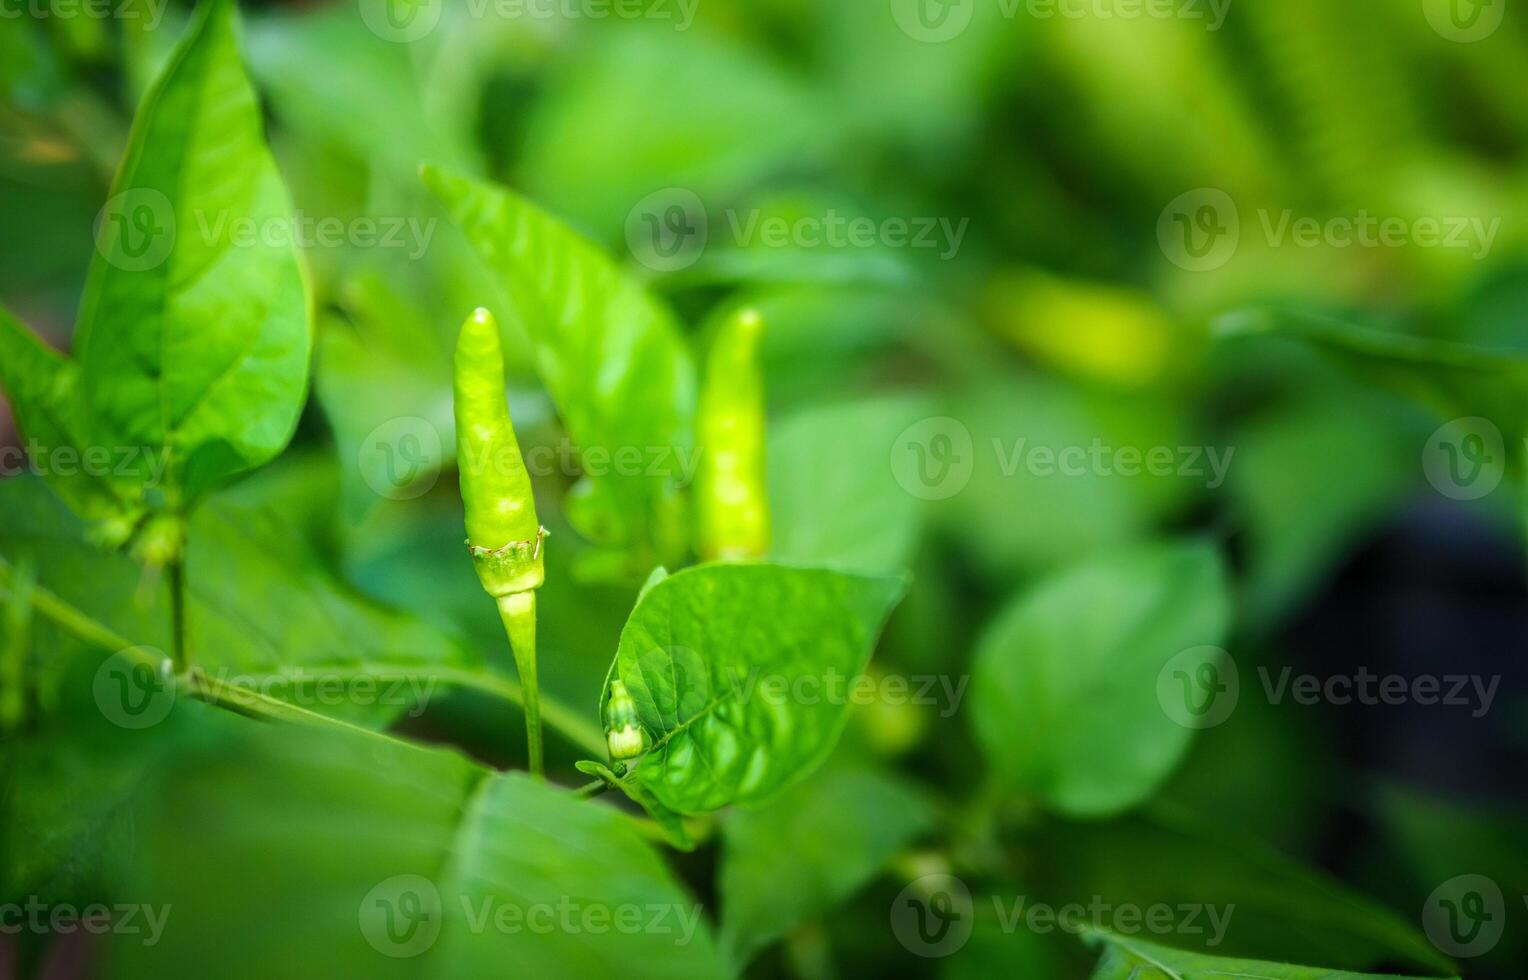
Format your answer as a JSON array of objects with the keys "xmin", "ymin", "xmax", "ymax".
[
  {"xmin": 695, "ymin": 307, "xmax": 769, "ymax": 561},
  {"xmin": 455, "ymin": 307, "xmax": 549, "ymax": 777}
]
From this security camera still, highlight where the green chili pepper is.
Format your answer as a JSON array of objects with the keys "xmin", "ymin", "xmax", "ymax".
[
  {"xmin": 455, "ymin": 307, "xmax": 549, "ymax": 777},
  {"xmin": 695, "ymin": 308, "xmax": 769, "ymax": 561},
  {"xmin": 604, "ymin": 679, "xmax": 647, "ymax": 762}
]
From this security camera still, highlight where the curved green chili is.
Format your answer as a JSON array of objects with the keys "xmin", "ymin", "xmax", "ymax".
[
  {"xmin": 695, "ymin": 307, "xmax": 769, "ymax": 561},
  {"xmin": 455, "ymin": 307, "xmax": 549, "ymax": 777}
]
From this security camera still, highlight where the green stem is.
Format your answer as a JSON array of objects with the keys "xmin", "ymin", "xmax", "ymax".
[
  {"xmin": 0, "ymin": 561, "xmax": 598, "ymax": 757},
  {"xmin": 168, "ymin": 555, "xmax": 188, "ymax": 671},
  {"xmin": 574, "ymin": 779, "xmax": 610, "ymax": 799},
  {"xmin": 242, "ymin": 664, "xmax": 603, "ymax": 757},
  {"xmin": 498, "ymin": 591, "xmax": 543, "ymax": 779}
]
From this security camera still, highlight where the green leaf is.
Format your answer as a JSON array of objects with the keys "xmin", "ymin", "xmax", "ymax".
[
  {"xmin": 0, "ymin": 305, "xmax": 141, "ymax": 531},
  {"xmin": 74, "ymin": 0, "xmax": 311, "ymax": 505},
  {"xmin": 768, "ymin": 395, "xmax": 929, "ymax": 576},
  {"xmin": 600, "ymin": 562, "xmax": 905, "ymax": 814},
  {"xmin": 719, "ymin": 761, "xmax": 932, "ymax": 964},
  {"xmin": 105, "ymin": 707, "xmax": 729, "ymax": 979},
  {"xmin": 1085, "ymin": 930, "xmax": 1453, "ymax": 980},
  {"xmin": 422, "ymin": 165, "xmax": 696, "ymax": 573},
  {"xmin": 970, "ymin": 540, "xmax": 1231, "ymax": 816}
]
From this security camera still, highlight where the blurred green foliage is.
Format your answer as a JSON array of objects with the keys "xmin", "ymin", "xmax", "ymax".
[{"xmin": 3, "ymin": 0, "xmax": 1527, "ymax": 978}]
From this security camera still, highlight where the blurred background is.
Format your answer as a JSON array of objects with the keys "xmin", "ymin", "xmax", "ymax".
[{"xmin": 2, "ymin": 0, "xmax": 1527, "ymax": 977}]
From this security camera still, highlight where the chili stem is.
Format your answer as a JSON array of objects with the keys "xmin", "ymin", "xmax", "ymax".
[
  {"xmin": 168, "ymin": 554, "xmax": 188, "ymax": 670},
  {"xmin": 498, "ymin": 590, "xmax": 543, "ymax": 779}
]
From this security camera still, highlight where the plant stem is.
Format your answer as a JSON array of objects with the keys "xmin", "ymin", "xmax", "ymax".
[
  {"xmin": 168, "ymin": 555, "xmax": 188, "ymax": 670},
  {"xmin": 1, "ymin": 559, "xmax": 603, "ymax": 759},
  {"xmin": 497, "ymin": 591, "xmax": 543, "ymax": 779},
  {"xmin": 573, "ymin": 779, "xmax": 610, "ymax": 799},
  {"xmin": 241, "ymin": 664, "xmax": 603, "ymax": 756}
]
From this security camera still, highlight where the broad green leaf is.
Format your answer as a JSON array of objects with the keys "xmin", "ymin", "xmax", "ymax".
[
  {"xmin": 423, "ymin": 165, "xmax": 696, "ymax": 573},
  {"xmin": 600, "ymin": 563, "xmax": 905, "ymax": 814},
  {"xmin": 73, "ymin": 0, "xmax": 311, "ymax": 505},
  {"xmin": 719, "ymin": 761, "xmax": 933, "ymax": 964},
  {"xmin": 1086, "ymin": 930, "xmax": 1452, "ymax": 980},
  {"xmin": 768, "ymin": 395, "xmax": 930, "ymax": 576},
  {"xmin": 102, "ymin": 706, "xmax": 728, "ymax": 980},
  {"xmin": 0, "ymin": 305, "xmax": 141, "ymax": 532},
  {"xmin": 1022, "ymin": 804, "xmax": 1453, "ymax": 974},
  {"xmin": 971, "ymin": 540, "xmax": 1231, "ymax": 816}
]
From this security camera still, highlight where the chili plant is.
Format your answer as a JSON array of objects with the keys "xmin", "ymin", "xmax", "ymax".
[{"xmin": 2, "ymin": 1, "xmax": 1524, "ymax": 979}]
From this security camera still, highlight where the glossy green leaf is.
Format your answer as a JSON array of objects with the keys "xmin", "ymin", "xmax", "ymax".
[
  {"xmin": 1086, "ymin": 930, "xmax": 1452, "ymax": 980},
  {"xmin": 107, "ymin": 708, "xmax": 728, "ymax": 980},
  {"xmin": 423, "ymin": 165, "xmax": 696, "ymax": 573},
  {"xmin": 719, "ymin": 761, "xmax": 932, "ymax": 964},
  {"xmin": 600, "ymin": 563, "xmax": 905, "ymax": 814},
  {"xmin": 971, "ymin": 540, "xmax": 1231, "ymax": 816},
  {"xmin": 73, "ymin": 0, "xmax": 311, "ymax": 505}
]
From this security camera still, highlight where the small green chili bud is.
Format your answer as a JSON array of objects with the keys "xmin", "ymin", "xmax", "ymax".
[
  {"xmin": 454, "ymin": 307, "xmax": 548, "ymax": 778},
  {"xmin": 455, "ymin": 307, "xmax": 547, "ymax": 598},
  {"xmin": 695, "ymin": 308, "xmax": 769, "ymax": 561},
  {"xmin": 604, "ymin": 679, "xmax": 647, "ymax": 761}
]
